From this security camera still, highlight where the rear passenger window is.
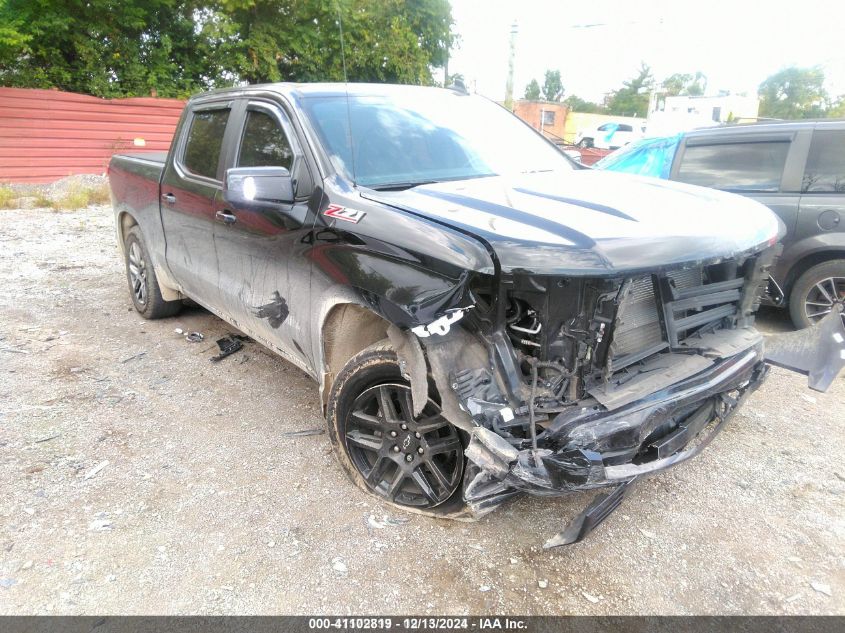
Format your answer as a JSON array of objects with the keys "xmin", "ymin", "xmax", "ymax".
[
  {"xmin": 677, "ymin": 141, "xmax": 790, "ymax": 192},
  {"xmin": 802, "ymin": 130, "xmax": 845, "ymax": 192},
  {"xmin": 183, "ymin": 108, "xmax": 230, "ymax": 179},
  {"xmin": 238, "ymin": 110, "xmax": 294, "ymax": 169}
]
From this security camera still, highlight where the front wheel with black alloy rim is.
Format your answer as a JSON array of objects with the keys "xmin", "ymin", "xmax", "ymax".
[
  {"xmin": 326, "ymin": 340, "xmax": 466, "ymax": 512},
  {"xmin": 124, "ymin": 226, "xmax": 182, "ymax": 320},
  {"xmin": 788, "ymin": 259, "xmax": 845, "ymax": 330}
]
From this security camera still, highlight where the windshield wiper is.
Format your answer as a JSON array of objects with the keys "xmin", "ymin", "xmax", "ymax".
[{"xmin": 368, "ymin": 181, "xmax": 439, "ymax": 191}]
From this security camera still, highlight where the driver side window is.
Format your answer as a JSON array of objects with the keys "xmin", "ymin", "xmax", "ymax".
[{"xmin": 238, "ymin": 110, "xmax": 294, "ymax": 169}]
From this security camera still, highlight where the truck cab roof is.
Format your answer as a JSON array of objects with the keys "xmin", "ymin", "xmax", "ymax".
[{"xmin": 190, "ymin": 82, "xmax": 465, "ymax": 105}]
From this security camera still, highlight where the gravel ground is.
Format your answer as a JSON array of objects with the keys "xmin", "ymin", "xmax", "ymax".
[
  {"xmin": 0, "ymin": 205, "xmax": 843, "ymax": 615},
  {"xmin": 3, "ymin": 174, "xmax": 108, "ymax": 199}
]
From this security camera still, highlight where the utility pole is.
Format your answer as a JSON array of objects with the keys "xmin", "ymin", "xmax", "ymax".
[{"xmin": 504, "ymin": 20, "xmax": 518, "ymax": 111}]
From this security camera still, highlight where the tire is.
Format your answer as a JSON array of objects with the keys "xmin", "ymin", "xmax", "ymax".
[
  {"xmin": 326, "ymin": 340, "xmax": 465, "ymax": 513},
  {"xmin": 578, "ymin": 137, "xmax": 594, "ymax": 148},
  {"xmin": 788, "ymin": 259, "xmax": 845, "ymax": 329},
  {"xmin": 124, "ymin": 226, "xmax": 181, "ymax": 319}
]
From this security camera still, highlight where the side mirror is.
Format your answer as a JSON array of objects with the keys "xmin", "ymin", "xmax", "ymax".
[{"xmin": 224, "ymin": 166, "xmax": 294, "ymax": 206}]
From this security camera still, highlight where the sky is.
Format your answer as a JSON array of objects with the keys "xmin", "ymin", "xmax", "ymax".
[{"xmin": 447, "ymin": 0, "xmax": 845, "ymax": 103}]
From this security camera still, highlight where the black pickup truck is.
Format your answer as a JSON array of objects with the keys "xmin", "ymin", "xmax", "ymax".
[{"xmin": 108, "ymin": 83, "xmax": 845, "ymax": 546}]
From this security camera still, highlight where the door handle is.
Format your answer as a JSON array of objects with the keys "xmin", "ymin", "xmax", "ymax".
[
  {"xmin": 161, "ymin": 193, "xmax": 176, "ymax": 204},
  {"xmin": 215, "ymin": 210, "xmax": 237, "ymax": 225}
]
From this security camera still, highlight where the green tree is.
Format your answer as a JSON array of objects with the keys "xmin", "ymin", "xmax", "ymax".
[
  {"xmin": 0, "ymin": 0, "xmax": 230, "ymax": 97},
  {"xmin": 606, "ymin": 62, "xmax": 653, "ymax": 116},
  {"xmin": 661, "ymin": 71, "xmax": 706, "ymax": 96},
  {"xmin": 562, "ymin": 94, "xmax": 606, "ymax": 113},
  {"xmin": 524, "ymin": 78, "xmax": 540, "ymax": 100},
  {"xmin": 827, "ymin": 96, "xmax": 845, "ymax": 118},
  {"xmin": 220, "ymin": 0, "xmax": 453, "ymax": 85},
  {"xmin": 758, "ymin": 66, "xmax": 828, "ymax": 119},
  {"xmin": 0, "ymin": 0, "xmax": 455, "ymax": 97},
  {"xmin": 541, "ymin": 69, "xmax": 563, "ymax": 102}
]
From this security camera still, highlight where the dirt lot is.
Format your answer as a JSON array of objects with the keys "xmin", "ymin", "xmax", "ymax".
[{"xmin": 0, "ymin": 204, "xmax": 843, "ymax": 615}]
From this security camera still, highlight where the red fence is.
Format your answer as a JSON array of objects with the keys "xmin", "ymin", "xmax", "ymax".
[{"xmin": 0, "ymin": 88, "xmax": 185, "ymax": 184}]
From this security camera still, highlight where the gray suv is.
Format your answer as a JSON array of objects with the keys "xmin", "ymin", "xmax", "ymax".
[{"xmin": 596, "ymin": 120, "xmax": 845, "ymax": 329}]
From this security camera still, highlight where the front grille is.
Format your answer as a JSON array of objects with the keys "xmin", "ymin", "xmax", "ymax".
[{"xmin": 609, "ymin": 266, "xmax": 740, "ymax": 370}]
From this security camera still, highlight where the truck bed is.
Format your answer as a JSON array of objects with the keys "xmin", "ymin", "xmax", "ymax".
[
  {"xmin": 109, "ymin": 152, "xmax": 167, "ymax": 260},
  {"xmin": 111, "ymin": 152, "xmax": 167, "ymax": 179},
  {"xmin": 113, "ymin": 151, "xmax": 168, "ymax": 164},
  {"xmin": 110, "ymin": 153, "xmax": 166, "ymax": 198}
]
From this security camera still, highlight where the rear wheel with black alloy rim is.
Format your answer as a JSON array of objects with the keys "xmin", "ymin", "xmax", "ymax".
[
  {"xmin": 326, "ymin": 341, "xmax": 465, "ymax": 511},
  {"xmin": 788, "ymin": 260, "xmax": 845, "ymax": 329},
  {"xmin": 124, "ymin": 226, "xmax": 182, "ymax": 320}
]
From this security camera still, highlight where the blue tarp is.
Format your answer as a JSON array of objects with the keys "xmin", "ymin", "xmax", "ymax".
[
  {"xmin": 601, "ymin": 123, "xmax": 620, "ymax": 144},
  {"xmin": 593, "ymin": 134, "xmax": 683, "ymax": 179}
]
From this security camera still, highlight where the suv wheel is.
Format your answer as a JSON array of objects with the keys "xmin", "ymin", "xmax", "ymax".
[
  {"xmin": 326, "ymin": 340, "xmax": 465, "ymax": 511},
  {"xmin": 788, "ymin": 260, "xmax": 845, "ymax": 329},
  {"xmin": 124, "ymin": 226, "xmax": 182, "ymax": 319}
]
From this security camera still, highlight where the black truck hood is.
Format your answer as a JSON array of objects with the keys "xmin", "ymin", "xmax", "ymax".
[{"xmin": 364, "ymin": 170, "xmax": 781, "ymax": 276}]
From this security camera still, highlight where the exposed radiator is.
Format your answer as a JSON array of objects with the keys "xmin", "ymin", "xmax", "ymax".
[
  {"xmin": 609, "ymin": 267, "xmax": 712, "ymax": 367},
  {"xmin": 610, "ymin": 276, "xmax": 662, "ymax": 358}
]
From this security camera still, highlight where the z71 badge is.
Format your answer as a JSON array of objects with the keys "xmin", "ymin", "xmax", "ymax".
[{"xmin": 324, "ymin": 204, "xmax": 366, "ymax": 224}]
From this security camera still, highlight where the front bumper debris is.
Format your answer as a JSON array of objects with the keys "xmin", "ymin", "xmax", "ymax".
[
  {"xmin": 535, "ymin": 308, "xmax": 845, "ymax": 546},
  {"xmin": 463, "ymin": 347, "xmax": 770, "ymax": 544},
  {"xmin": 543, "ymin": 477, "xmax": 638, "ymax": 548},
  {"xmin": 764, "ymin": 304, "xmax": 845, "ymax": 392}
]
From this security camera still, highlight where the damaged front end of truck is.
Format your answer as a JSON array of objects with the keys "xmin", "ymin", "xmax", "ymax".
[{"xmin": 391, "ymin": 241, "xmax": 845, "ymax": 547}]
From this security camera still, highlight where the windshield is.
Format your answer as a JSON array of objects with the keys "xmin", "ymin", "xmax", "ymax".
[{"xmin": 301, "ymin": 90, "xmax": 573, "ymax": 188}]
